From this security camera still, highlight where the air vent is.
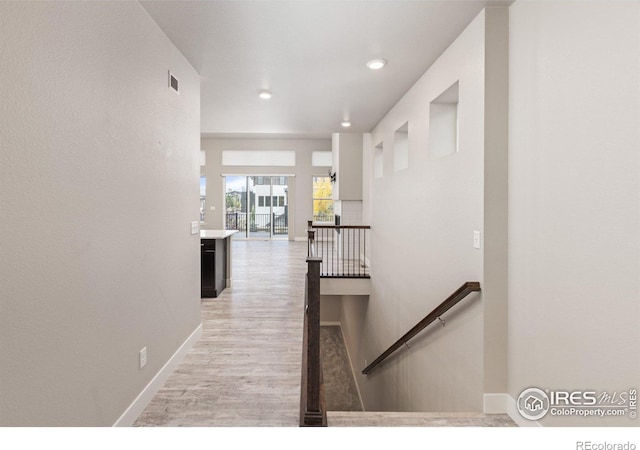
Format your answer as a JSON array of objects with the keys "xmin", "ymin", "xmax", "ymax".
[{"xmin": 169, "ymin": 72, "xmax": 179, "ymax": 93}]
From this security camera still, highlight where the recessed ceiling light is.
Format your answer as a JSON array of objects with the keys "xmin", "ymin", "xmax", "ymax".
[
  {"xmin": 258, "ymin": 90, "xmax": 272, "ymax": 99},
  {"xmin": 341, "ymin": 121, "xmax": 351, "ymax": 128},
  {"xmin": 366, "ymin": 59, "xmax": 386, "ymax": 70}
]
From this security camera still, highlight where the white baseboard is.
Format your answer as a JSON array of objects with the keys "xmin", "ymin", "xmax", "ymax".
[
  {"xmin": 113, "ymin": 323, "xmax": 203, "ymax": 427},
  {"xmin": 505, "ymin": 393, "xmax": 542, "ymax": 427},
  {"xmin": 320, "ymin": 321, "xmax": 341, "ymax": 326},
  {"xmin": 483, "ymin": 393, "xmax": 508, "ymax": 414}
]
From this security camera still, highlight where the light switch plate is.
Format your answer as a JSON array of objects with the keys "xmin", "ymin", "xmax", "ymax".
[
  {"xmin": 191, "ymin": 221, "xmax": 199, "ymax": 235},
  {"xmin": 139, "ymin": 347, "xmax": 147, "ymax": 369},
  {"xmin": 473, "ymin": 231, "xmax": 481, "ymax": 249}
]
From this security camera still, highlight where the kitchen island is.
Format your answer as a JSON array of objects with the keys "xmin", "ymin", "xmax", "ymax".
[{"xmin": 200, "ymin": 230, "xmax": 237, "ymax": 298}]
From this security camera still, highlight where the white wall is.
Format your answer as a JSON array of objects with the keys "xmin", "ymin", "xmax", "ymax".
[
  {"xmin": 0, "ymin": 2, "xmax": 201, "ymax": 426},
  {"xmin": 346, "ymin": 11, "xmax": 488, "ymax": 412},
  {"xmin": 508, "ymin": 1, "xmax": 640, "ymax": 426},
  {"xmin": 200, "ymin": 138, "xmax": 331, "ymax": 239}
]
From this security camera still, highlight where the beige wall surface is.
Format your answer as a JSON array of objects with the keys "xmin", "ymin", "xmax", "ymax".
[
  {"xmin": 343, "ymin": 11, "xmax": 487, "ymax": 413},
  {"xmin": 320, "ymin": 295, "xmax": 342, "ymax": 324},
  {"xmin": 482, "ymin": 6, "xmax": 509, "ymax": 397},
  {"xmin": 200, "ymin": 138, "xmax": 331, "ymax": 239},
  {"xmin": 0, "ymin": 2, "xmax": 201, "ymax": 425},
  {"xmin": 332, "ymin": 133, "xmax": 363, "ymax": 201},
  {"xmin": 508, "ymin": 1, "xmax": 640, "ymax": 426}
]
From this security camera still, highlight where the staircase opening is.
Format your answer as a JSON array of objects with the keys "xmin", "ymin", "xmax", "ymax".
[{"xmin": 320, "ymin": 325, "xmax": 363, "ymax": 412}]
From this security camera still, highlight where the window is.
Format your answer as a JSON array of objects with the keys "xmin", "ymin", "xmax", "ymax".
[
  {"xmin": 312, "ymin": 176, "xmax": 334, "ymax": 223},
  {"xmin": 312, "ymin": 151, "xmax": 332, "ymax": 167},
  {"xmin": 221, "ymin": 150, "xmax": 295, "ymax": 166},
  {"xmin": 224, "ymin": 175, "xmax": 289, "ymax": 239}
]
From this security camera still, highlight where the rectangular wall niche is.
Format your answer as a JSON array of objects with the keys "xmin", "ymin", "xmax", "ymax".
[
  {"xmin": 394, "ymin": 122, "xmax": 409, "ymax": 171},
  {"xmin": 428, "ymin": 81, "xmax": 459, "ymax": 159},
  {"xmin": 374, "ymin": 141, "xmax": 384, "ymax": 178}
]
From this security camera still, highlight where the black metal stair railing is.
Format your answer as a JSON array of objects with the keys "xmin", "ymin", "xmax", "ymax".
[
  {"xmin": 307, "ymin": 220, "xmax": 370, "ymax": 278},
  {"xmin": 225, "ymin": 212, "xmax": 288, "ymax": 235}
]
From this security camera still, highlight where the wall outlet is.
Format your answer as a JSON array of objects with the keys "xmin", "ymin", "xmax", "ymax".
[
  {"xmin": 191, "ymin": 221, "xmax": 199, "ymax": 235},
  {"xmin": 473, "ymin": 231, "xmax": 481, "ymax": 249},
  {"xmin": 209, "ymin": 206, "xmax": 215, "ymax": 211},
  {"xmin": 139, "ymin": 347, "xmax": 147, "ymax": 369}
]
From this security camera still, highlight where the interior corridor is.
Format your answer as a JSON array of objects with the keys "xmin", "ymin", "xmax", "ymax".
[{"xmin": 135, "ymin": 240, "xmax": 307, "ymax": 426}]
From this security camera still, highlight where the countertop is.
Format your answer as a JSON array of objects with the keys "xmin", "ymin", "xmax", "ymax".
[{"xmin": 200, "ymin": 230, "xmax": 238, "ymax": 239}]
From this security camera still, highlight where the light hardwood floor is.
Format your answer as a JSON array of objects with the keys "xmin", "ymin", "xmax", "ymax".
[
  {"xmin": 134, "ymin": 240, "xmax": 307, "ymax": 426},
  {"xmin": 134, "ymin": 240, "xmax": 514, "ymax": 427}
]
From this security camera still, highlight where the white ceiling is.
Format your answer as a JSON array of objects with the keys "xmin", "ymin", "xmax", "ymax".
[{"xmin": 140, "ymin": 1, "xmax": 499, "ymax": 138}]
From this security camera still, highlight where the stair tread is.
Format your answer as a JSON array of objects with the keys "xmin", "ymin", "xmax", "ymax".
[{"xmin": 327, "ymin": 411, "xmax": 516, "ymax": 427}]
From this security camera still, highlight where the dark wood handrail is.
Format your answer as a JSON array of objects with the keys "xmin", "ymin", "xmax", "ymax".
[
  {"xmin": 362, "ymin": 282, "xmax": 481, "ymax": 375},
  {"xmin": 310, "ymin": 225, "xmax": 371, "ymax": 229}
]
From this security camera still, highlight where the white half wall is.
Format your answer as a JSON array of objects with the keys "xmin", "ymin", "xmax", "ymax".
[
  {"xmin": 0, "ymin": 2, "xmax": 201, "ymax": 425},
  {"xmin": 508, "ymin": 0, "xmax": 640, "ymax": 426}
]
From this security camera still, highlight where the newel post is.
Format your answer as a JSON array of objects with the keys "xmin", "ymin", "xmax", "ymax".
[{"xmin": 303, "ymin": 254, "xmax": 323, "ymax": 425}]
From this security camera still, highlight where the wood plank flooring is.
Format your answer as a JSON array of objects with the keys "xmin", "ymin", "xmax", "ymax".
[
  {"xmin": 134, "ymin": 240, "xmax": 307, "ymax": 426},
  {"xmin": 134, "ymin": 240, "xmax": 516, "ymax": 427}
]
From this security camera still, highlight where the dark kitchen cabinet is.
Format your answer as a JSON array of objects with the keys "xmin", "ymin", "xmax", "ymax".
[{"xmin": 201, "ymin": 238, "xmax": 226, "ymax": 298}]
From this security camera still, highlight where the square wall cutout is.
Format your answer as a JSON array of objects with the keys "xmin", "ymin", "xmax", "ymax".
[
  {"xmin": 394, "ymin": 122, "xmax": 409, "ymax": 171},
  {"xmin": 429, "ymin": 81, "xmax": 459, "ymax": 160},
  {"xmin": 374, "ymin": 141, "xmax": 384, "ymax": 178}
]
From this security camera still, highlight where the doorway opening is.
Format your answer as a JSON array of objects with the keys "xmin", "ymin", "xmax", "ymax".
[{"xmin": 224, "ymin": 175, "xmax": 289, "ymax": 240}]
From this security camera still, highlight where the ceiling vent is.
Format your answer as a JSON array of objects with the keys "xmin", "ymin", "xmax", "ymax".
[{"xmin": 168, "ymin": 72, "xmax": 179, "ymax": 93}]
